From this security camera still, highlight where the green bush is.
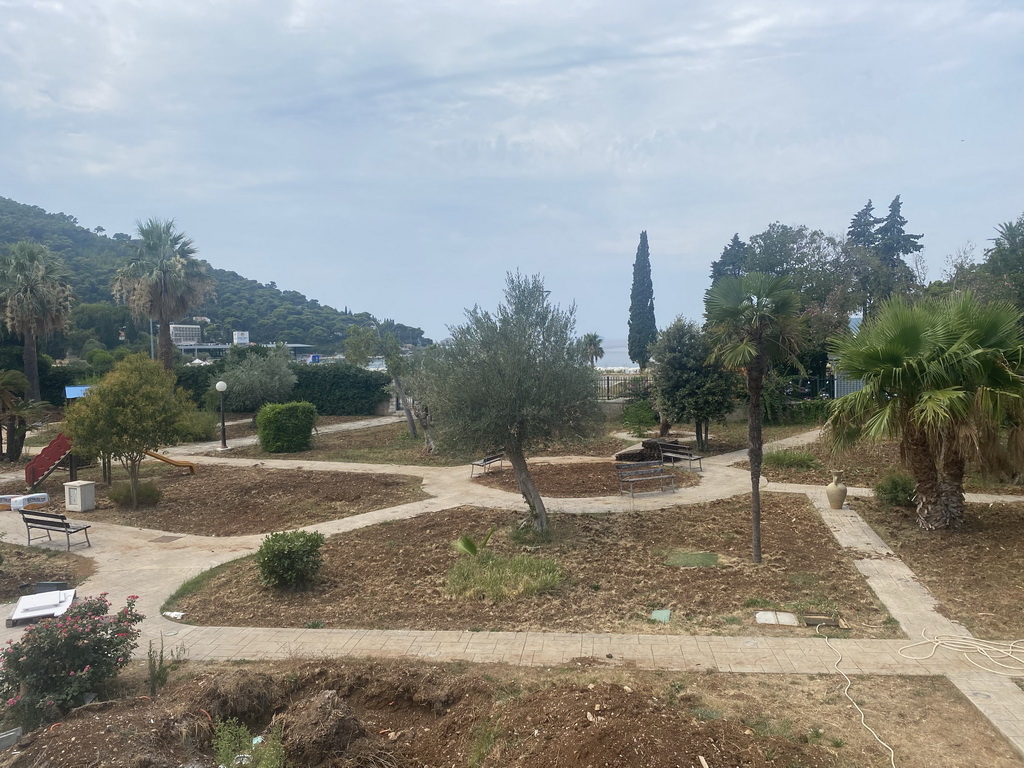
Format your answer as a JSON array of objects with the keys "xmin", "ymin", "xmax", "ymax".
[
  {"xmin": 763, "ymin": 448, "xmax": 821, "ymax": 470},
  {"xmin": 256, "ymin": 401, "xmax": 318, "ymax": 453},
  {"xmin": 291, "ymin": 362, "xmax": 390, "ymax": 415},
  {"xmin": 622, "ymin": 400, "xmax": 658, "ymax": 437},
  {"xmin": 255, "ymin": 530, "xmax": 326, "ymax": 590},
  {"xmin": 176, "ymin": 409, "xmax": 218, "ymax": 442},
  {"xmin": 788, "ymin": 399, "xmax": 829, "ymax": 425},
  {"xmin": 0, "ymin": 595, "xmax": 143, "ymax": 730},
  {"xmin": 874, "ymin": 470, "xmax": 916, "ymax": 507},
  {"xmin": 213, "ymin": 719, "xmax": 286, "ymax": 768},
  {"xmin": 447, "ymin": 553, "xmax": 564, "ymax": 602},
  {"xmin": 109, "ymin": 481, "xmax": 162, "ymax": 507}
]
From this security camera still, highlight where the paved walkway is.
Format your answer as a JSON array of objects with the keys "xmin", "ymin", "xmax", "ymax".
[{"xmin": 2, "ymin": 424, "xmax": 1024, "ymax": 758}]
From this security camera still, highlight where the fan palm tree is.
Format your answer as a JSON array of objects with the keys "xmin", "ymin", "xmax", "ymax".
[
  {"xmin": 0, "ymin": 242, "xmax": 74, "ymax": 401},
  {"xmin": 827, "ymin": 293, "xmax": 1024, "ymax": 530},
  {"xmin": 581, "ymin": 332, "xmax": 605, "ymax": 367},
  {"xmin": 113, "ymin": 219, "xmax": 213, "ymax": 371},
  {"xmin": 0, "ymin": 369, "xmax": 28, "ymax": 460},
  {"xmin": 705, "ymin": 273, "xmax": 803, "ymax": 563}
]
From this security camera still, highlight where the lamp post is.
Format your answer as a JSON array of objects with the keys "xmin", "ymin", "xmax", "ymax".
[{"xmin": 216, "ymin": 380, "xmax": 228, "ymax": 450}]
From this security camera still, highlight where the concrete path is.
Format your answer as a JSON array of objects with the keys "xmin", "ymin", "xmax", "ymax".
[{"xmin": 2, "ymin": 424, "xmax": 1024, "ymax": 758}]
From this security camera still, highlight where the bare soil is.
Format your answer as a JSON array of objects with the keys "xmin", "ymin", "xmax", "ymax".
[
  {"xmin": 472, "ymin": 461, "xmax": 701, "ymax": 497},
  {"xmin": 1, "ymin": 466, "xmax": 426, "ymax": 537},
  {"xmin": 0, "ymin": 543, "xmax": 93, "ymax": 602},
  {"xmin": 169, "ymin": 495, "xmax": 899, "ymax": 638},
  {"xmin": 4, "ymin": 657, "xmax": 1019, "ymax": 768},
  {"xmin": 852, "ymin": 497, "xmax": 1024, "ymax": 640}
]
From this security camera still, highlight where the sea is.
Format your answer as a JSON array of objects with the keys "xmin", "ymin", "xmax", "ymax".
[{"xmin": 595, "ymin": 338, "xmax": 640, "ymax": 371}]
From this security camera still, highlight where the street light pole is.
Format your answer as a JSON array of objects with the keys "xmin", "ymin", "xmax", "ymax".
[{"xmin": 216, "ymin": 380, "xmax": 228, "ymax": 450}]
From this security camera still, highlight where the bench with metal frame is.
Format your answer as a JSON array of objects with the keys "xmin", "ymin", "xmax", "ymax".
[
  {"xmin": 470, "ymin": 452, "xmax": 505, "ymax": 477},
  {"xmin": 615, "ymin": 460, "xmax": 676, "ymax": 497},
  {"xmin": 19, "ymin": 510, "xmax": 91, "ymax": 551},
  {"xmin": 656, "ymin": 442, "xmax": 703, "ymax": 471}
]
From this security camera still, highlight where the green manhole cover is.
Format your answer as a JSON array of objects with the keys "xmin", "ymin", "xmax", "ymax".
[{"xmin": 664, "ymin": 551, "xmax": 719, "ymax": 568}]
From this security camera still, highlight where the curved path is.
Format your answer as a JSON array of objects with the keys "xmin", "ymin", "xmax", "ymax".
[{"xmin": 2, "ymin": 421, "xmax": 1024, "ymax": 758}]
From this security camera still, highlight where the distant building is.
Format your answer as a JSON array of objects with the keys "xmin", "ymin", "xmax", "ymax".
[{"xmin": 170, "ymin": 324, "xmax": 202, "ymax": 346}]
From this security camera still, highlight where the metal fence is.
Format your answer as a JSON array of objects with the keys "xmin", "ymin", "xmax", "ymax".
[{"xmin": 597, "ymin": 374, "xmax": 652, "ymax": 400}]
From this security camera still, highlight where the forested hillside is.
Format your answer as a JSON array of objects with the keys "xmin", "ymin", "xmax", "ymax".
[{"xmin": 0, "ymin": 196, "xmax": 429, "ymax": 353}]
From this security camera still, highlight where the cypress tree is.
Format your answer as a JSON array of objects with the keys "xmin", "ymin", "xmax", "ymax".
[{"xmin": 628, "ymin": 231, "xmax": 657, "ymax": 370}]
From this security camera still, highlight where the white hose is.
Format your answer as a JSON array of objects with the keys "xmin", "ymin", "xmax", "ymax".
[{"xmin": 899, "ymin": 630, "xmax": 1024, "ymax": 675}]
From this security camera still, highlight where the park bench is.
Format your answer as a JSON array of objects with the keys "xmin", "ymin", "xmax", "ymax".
[
  {"xmin": 656, "ymin": 442, "xmax": 703, "ymax": 471},
  {"xmin": 19, "ymin": 509, "xmax": 91, "ymax": 551},
  {"xmin": 470, "ymin": 452, "xmax": 505, "ymax": 477},
  {"xmin": 616, "ymin": 460, "xmax": 676, "ymax": 497}
]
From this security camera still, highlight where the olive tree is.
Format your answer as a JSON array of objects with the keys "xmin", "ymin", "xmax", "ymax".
[{"xmin": 420, "ymin": 273, "xmax": 601, "ymax": 531}]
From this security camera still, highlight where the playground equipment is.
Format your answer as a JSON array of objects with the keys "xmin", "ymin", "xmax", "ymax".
[
  {"xmin": 25, "ymin": 433, "xmax": 72, "ymax": 489},
  {"xmin": 143, "ymin": 451, "xmax": 197, "ymax": 475}
]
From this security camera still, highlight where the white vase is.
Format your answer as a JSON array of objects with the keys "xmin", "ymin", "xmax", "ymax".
[{"xmin": 825, "ymin": 470, "xmax": 847, "ymax": 510}]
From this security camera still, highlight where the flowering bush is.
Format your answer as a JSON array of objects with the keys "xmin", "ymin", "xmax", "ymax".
[{"xmin": 0, "ymin": 594, "xmax": 144, "ymax": 730}]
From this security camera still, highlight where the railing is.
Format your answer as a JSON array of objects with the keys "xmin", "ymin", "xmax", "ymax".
[{"xmin": 597, "ymin": 375, "xmax": 652, "ymax": 400}]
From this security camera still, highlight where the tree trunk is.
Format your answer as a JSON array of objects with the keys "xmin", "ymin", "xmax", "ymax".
[
  {"xmin": 926, "ymin": 442, "xmax": 967, "ymax": 529},
  {"xmin": 658, "ymin": 418, "xmax": 671, "ymax": 437},
  {"xmin": 157, "ymin": 321, "xmax": 175, "ymax": 371},
  {"xmin": 902, "ymin": 426, "xmax": 944, "ymax": 530},
  {"xmin": 392, "ymin": 375, "xmax": 418, "ymax": 439},
  {"xmin": 506, "ymin": 446, "xmax": 549, "ymax": 532},
  {"xmin": 127, "ymin": 459, "xmax": 140, "ymax": 508},
  {"xmin": 23, "ymin": 330, "xmax": 41, "ymax": 402},
  {"xmin": 695, "ymin": 420, "xmax": 709, "ymax": 451},
  {"xmin": 747, "ymin": 361, "xmax": 766, "ymax": 564}
]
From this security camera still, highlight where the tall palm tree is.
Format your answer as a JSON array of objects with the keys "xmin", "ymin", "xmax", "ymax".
[
  {"xmin": 827, "ymin": 293, "xmax": 1024, "ymax": 530},
  {"xmin": 0, "ymin": 369, "xmax": 29, "ymax": 460},
  {"xmin": 705, "ymin": 273, "xmax": 803, "ymax": 563},
  {"xmin": 581, "ymin": 332, "xmax": 605, "ymax": 367},
  {"xmin": 0, "ymin": 242, "xmax": 74, "ymax": 401},
  {"xmin": 113, "ymin": 219, "xmax": 213, "ymax": 371}
]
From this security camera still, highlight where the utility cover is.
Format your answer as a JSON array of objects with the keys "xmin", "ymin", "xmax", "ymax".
[
  {"xmin": 754, "ymin": 610, "xmax": 800, "ymax": 626},
  {"xmin": 650, "ymin": 610, "xmax": 672, "ymax": 623},
  {"xmin": 664, "ymin": 551, "xmax": 719, "ymax": 568}
]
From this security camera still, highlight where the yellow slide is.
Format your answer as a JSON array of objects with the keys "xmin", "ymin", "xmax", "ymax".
[{"xmin": 144, "ymin": 451, "xmax": 197, "ymax": 475}]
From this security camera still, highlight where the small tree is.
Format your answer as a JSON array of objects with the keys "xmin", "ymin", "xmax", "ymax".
[
  {"xmin": 63, "ymin": 355, "xmax": 193, "ymax": 507},
  {"xmin": 627, "ymin": 231, "xmax": 657, "ymax": 370},
  {"xmin": 221, "ymin": 345, "xmax": 297, "ymax": 413},
  {"xmin": 344, "ymin": 325, "xmax": 418, "ymax": 438},
  {"xmin": 421, "ymin": 273, "xmax": 601, "ymax": 532},
  {"xmin": 651, "ymin": 319, "xmax": 740, "ymax": 451}
]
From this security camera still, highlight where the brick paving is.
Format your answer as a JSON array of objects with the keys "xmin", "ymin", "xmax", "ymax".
[{"xmin": 2, "ymin": 425, "xmax": 1024, "ymax": 759}]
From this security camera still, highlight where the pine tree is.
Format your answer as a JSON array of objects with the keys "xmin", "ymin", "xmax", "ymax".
[
  {"xmin": 709, "ymin": 234, "xmax": 751, "ymax": 282},
  {"xmin": 875, "ymin": 195, "xmax": 923, "ymax": 266},
  {"xmin": 847, "ymin": 200, "xmax": 881, "ymax": 248},
  {"xmin": 627, "ymin": 231, "xmax": 657, "ymax": 369}
]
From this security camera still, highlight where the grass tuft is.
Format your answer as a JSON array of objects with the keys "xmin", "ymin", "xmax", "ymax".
[
  {"xmin": 763, "ymin": 448, "xmax": 821, "ymax": 470},
  {"xmin": 448, "ymin": 553, "xmax": 564, "ymax": 602}
]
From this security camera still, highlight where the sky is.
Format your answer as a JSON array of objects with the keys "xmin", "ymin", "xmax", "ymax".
[{"xmin": 2, "ymin": 1, "xmax": 1022, "ymax": 353}]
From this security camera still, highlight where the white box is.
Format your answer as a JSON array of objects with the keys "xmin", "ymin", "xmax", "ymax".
[
  {"xmin": 11, "ymin": 493, "xmax": 49, "ymax": 511},
  {"xmin": 64, "ymin": 481, "xmax": 96, "ymax": 512}
]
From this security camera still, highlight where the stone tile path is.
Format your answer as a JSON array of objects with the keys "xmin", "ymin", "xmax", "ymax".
[{"xmin": 2, "ymin": 424, "xmax": 1024, "ymax": 759}]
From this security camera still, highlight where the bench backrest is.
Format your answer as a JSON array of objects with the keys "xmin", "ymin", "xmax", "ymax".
[
  {"xmin": 616, "ymin": 461, "xmax": 667, "ymax": 477},
  {"xmin": 20, "ymin": 510, "xmax": 70, "ymax": 527}
]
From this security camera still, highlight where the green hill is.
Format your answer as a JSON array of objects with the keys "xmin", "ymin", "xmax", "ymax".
[{"xmin": 0, "ymin": 196, "xmax": 429, "ymax": 354}]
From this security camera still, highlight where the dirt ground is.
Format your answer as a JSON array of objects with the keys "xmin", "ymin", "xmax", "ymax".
[
  {"xmin": 3, "ymin": 657, "xmax": 1020, "ymax": 768},
  {"xmin": 0, "ymin": 544, "xmax": 93, "ymax": 603},
  {"xmin": 472, "ymin": 461, "xmax": 701, "ymax": 497},
  {"xmin": 169, "ymin": 495, "xmax": 899, "ymax": 638},
  {"xmin": 853, "ymin": 497, "xmax": 1024, "ymax": 640},
  {"xmin": 0, "ymin": 466, "xmax": 426, "ymax": 537}
]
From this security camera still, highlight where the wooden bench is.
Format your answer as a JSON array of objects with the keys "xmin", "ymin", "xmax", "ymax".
[
  {"xmin": 19, "ymin": 510, "xmax": 91, "ymax": 551},
  {"xmin": 470, "ymin": 452, "xmax": 505, "ymax": 477},
  {"xmin": 657, "ymin": 443, "xmax": 703, "ymax": 471},
  {"xmin": 616, "ymin": 460, "xmax": 676, "ymax": 497}
]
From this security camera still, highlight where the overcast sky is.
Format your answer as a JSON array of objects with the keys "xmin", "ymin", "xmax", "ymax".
[{"xmin": 2, "ymin": 1, "xmax": 1022, "ymax": 348}]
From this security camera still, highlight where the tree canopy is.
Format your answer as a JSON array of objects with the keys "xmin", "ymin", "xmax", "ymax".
[{"xmin": 420, "ymin": 273, "xmax": 601, "ymax": 531}]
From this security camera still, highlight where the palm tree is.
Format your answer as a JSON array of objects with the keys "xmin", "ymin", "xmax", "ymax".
[
  {"xmin": 0, "ymin": 369, "xmax": 28, "ymax": 460},
  {"xmin": 827, "ymin": 293, "xmax": 1024, "ymax": 530},
  {"xmin": 582, "ymin": 332, "xmax": 605, "ymax": 367},
  {"xmin": 0, "ymin": 242, "xmax": 74, "ymax": 401},
  {"xmin": 113, "ymin": 219, "xmax": 213, "ymax": 371},
  {"xmin": 705, "ymin": 273, "xmax": 803, "ymax": 563}
]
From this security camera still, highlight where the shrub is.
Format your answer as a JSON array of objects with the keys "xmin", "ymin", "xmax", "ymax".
[
  {"xmin": 874, "ymin": 470, "xmax": 916, "ymax": 507},
  {"xmin": 256, "ymin": 401, "xmax": 318, "ymax": 453},
  {"xmin": 109, "ymin": 481, "xmax": 161, "ymax": 507},
  {"xmin": 763, "ymin": 448, "xmax": 820, "ymax": 470},
  {"xmin": 214, "ymin": 719, "xmax": 286, "ymax": 768},
  {"xmin": 622, "ymin": 400, "xmax": 658, "ymax": 437},
  {"xmin": 255, "ymin": 530, "xmax": 326, "ymax": 589},
  {"xmin": 787, "ymin": 398, "xmax": 829, "ymax": 425},
  {"xmin": 176, "ymin": 409, "xmax": 218, "ymax": 442},
  {"xmin": 447, "ymin": 553, "xmax": 564, "ymax": 602},
  {"xmin": 291, "ymin": 362, "xmax": 390, "ymax": 415},
  {"xmin": 0, "ymin": 594, "xmax": 143, "ymax": 730}
]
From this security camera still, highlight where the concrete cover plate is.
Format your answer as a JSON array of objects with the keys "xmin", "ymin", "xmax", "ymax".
[
  {"xmin": 754, "ymin": 610, "xmax": 800, "ymax": 626},
  {"xmin": 650, "ymin": 609, "xmax": 672, "ymax": 623}
]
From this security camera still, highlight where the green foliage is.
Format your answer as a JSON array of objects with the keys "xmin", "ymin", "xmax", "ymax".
[
  {"xmin": 763, "ymin": 448, "xmax": 820, "ymax": 470},
  {"xmin": 174, "ymin": 362, "xmax": 223, "ymax": 408},
  {"xmin": 147, "ymin": 637, "xmax": 187, "ymax": 697},
  {"xmin": 255, "ymin": 530, "xmax": 326, "ymax": 590},
  {"xmin": 109, "ymin": 481, "xmax": 162, "ymax": 507},
  {"xmin": 222, "ymin": 346, "xmax": 296, "ymax": 412},
  {"xmin": 213, "ymin": 719, "xmax": 286, "ymax": 768},
  {"xmin": 627, "ymin": 231, "xmax": 657, "ymax": 369},
  {"xmin": 452, "ymin": 528, "xmax": 496, "ymax": 557},
  {"xmin": 176, "ymin": 408, "xmax": 218, "ymax": 442},
  {"xmin": 62, "ymin": 354, "xmax": 194, "ymax": 507},
  {"xmin": 447, "ymin": 553, "xmax": 564, "ymax": 602},
  {"xmin": 621, "ymin": 400, "xmax": 657, "ymax": 437},
  {"xmin": 0, "ymin": 595, "xmax": 143, "ymax": 730},
  {"xmin": 256, "ymin": 401, "xmax": 318, "ymax": 453},
  {"xmin": 291, "ymin": 361, "xmax": 390, "ymax": 415},
  {"xmin": 874, "ymin": 470, "xmax": 916, "ymax": 508}
]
